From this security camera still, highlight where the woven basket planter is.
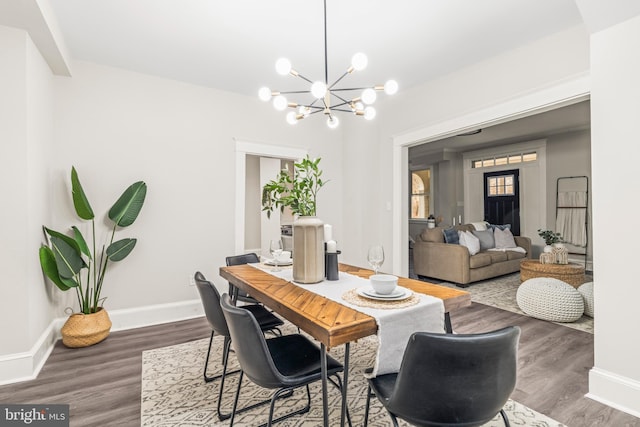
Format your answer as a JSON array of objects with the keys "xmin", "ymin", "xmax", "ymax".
[{"xmin": 61, "ymin": 307, "xmax": 112, "ymax": 348}]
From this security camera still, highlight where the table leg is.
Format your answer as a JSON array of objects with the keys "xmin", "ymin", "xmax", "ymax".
[
  {"xmin": 445, "ymin": 312, "xmax": 453, "ymax": 333},
  {"xmin": 321, "ymin": 343, "xmax": 328, "ymax": 427},
  {"xmin": 340, "ymin": 342, "xmax": 350, "ymax": 427}
]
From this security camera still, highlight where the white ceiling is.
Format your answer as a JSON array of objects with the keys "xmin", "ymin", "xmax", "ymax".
[
  {"xmin": 43, "ymin": 0, "xmax": 585, "ymax": 98},
  {"xmin": 409, "ymin": 100, "xmax": 591, "ymax": 164}
]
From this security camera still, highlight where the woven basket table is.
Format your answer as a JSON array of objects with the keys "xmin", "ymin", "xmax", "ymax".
[{"xmin": 520, "ymin": 259, "xmax": 585, "ymax": 288}]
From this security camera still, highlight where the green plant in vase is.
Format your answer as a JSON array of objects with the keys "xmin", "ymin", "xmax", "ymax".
[
  {"xmin": 537, "ymin": 229, "xmax": 563, "ymax": 246},
  {"xmin": 39, "ymin": 167, "xmax": 147, "ymax": 315},
  {"xmin": 261, "ymin": 155, "xmax": 327, "ymax": 218}
]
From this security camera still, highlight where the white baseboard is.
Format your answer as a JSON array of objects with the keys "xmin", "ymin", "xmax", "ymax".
[
  {"xmin": 0, "ymin": 300, "xmax": 204, "ymax": 385},
  {"xmin": 587, "ymin": 367, "xmax": 640, "ymax": 418}
]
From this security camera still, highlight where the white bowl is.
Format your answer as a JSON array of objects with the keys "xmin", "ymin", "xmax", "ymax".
[
  {"xmin": 370, "ymin": 274, "xmax": 398, "ymax": 295},
  {"xmin": 276, "ymin": 250, "xmax": 291, "ymax": 262}
]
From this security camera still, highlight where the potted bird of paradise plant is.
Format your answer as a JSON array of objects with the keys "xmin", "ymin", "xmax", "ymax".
[{"xmin": 38, "ymin": 166, "xmax": 147, "ymax": 347}]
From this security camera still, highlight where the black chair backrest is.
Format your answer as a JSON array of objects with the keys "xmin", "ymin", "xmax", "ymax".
[
  {"xmin": 194, "ymin": 272, "xmax": 229, "ymax": 337},
  {"xmin": 226, "ymin": 252, "xmax": 260, "ymax": 267},
  {"xmin": 387, "ymin": 326, "xmax": 520, "ymax": 426},
  {"xmin": 220, "ymin": 294, "xmax": 284, "ymax": 389}
]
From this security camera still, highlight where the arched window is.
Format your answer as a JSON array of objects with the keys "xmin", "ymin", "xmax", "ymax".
[{"xmin": 411, "ymin": 169, "xmax": 431, "ymax": 219}]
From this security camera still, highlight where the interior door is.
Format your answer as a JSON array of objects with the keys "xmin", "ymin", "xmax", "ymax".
[{"xmin": 483, "ymin": 169, "xmax": 520, "ymax": 235}]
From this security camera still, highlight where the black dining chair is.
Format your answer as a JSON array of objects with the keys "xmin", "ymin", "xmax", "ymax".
[
  {"xmin": 220, "ymin": 293, "xmax": 351, "ymax": 427},
  {"xmin": 364, "ymin": 326, "xmax": 521, "ymax": 427},
  {"xmin": 225, "ymin": 252, "xmax": 263, "ymax": 304},
  {"xmin": 193, "ymin": 272, "xmax": 284, "ymax": 420}
]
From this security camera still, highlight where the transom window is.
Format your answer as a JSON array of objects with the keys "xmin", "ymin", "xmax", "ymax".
[{"xmin": 472, "ymin": 151, "xmax": 537, "ymax": 169}]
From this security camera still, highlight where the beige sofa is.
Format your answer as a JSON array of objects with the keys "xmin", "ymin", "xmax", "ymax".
[{"xmin": 413, "ymin": 224, "xmax": 531, "ymax": 286}]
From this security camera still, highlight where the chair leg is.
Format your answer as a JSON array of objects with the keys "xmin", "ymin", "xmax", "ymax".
[
  {"xmin": 219, "ymin": 352, "xmax": 294, "ymax": 421},
  {"xmin": 500, "ymin": 408, "xmax": 511, "ymax": 427},
  {"xmin": 363, "ymin": 384, "xmax": 372, "ymax": 427},
  {"xmin": 258, "ymin": 385, "xmax": 311, "ymax": 427},
  {"xmin": 204, "ymin": 332, "xmax": 240, "ymax": 383}
]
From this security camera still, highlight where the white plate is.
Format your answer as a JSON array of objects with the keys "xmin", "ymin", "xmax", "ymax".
[
  {"xmin": 357, "ymin": 286, "xmax": 412, "ymax": 301},
  {"xmin": 264, "ymin": 258, "xmax": 293, "ymax": 266}
]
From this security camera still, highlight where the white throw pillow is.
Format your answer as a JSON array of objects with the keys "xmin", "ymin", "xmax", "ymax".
[
  {"xmin": 458, "ymin": 230, "xmax": 480, "ymax": 255},
  {"xmin": 471, "ymin": 221, "xmax": 488, "ymax": 231},
  {"xmin": 494, "ymin": 227, "xmax": 517, "ymax": 249}
]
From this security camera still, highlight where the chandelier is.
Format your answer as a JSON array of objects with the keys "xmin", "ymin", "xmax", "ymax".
[{"xmin": 258, "ymin": 0, "xmax": 398, "ymax": 129}]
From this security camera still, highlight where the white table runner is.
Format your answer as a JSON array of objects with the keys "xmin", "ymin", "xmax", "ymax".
[{"xmin": 249, "ymin": 263, "xmax": 445, "ymax": 377}]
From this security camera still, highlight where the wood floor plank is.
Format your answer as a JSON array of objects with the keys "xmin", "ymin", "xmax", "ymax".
[{"xmin": 1, "ymin": 304, "xmax": 638, "ymax": 426}]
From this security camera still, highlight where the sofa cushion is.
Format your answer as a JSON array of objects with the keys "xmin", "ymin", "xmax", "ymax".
[
  {"xmin": 506, "ymin": 250, "xmax": 527, "ymax": 261},
  {"xmin": 421, "ymin": 227, "xmax": 444, "ymax": 243},
  {"xmin": 486, "ymin": 250, "xmax": 508, "ymax": 263},
  {"xmin": 469, "ymin": 253, "xmax": 492, "ymax": 268},
  {"xmin": 494, "ymin": 227, "xmax": 517, "ymax": 249},
  {"xmin": 458, "ymin": 230, "xmax": 480, "ymax": 255},
  {"xmin": 472, "ymin": 229, "xmax": 495, "ymax": 251},
  {"xmin": 442, "ymin": 227, "xmax": 459, "ymax": 244}
]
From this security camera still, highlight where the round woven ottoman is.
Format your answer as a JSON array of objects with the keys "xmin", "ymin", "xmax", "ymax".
[
  {"xmin": 517, "ymin": 278, "xmax": 584, "ymax": 322},
  {"xmin": 578, "ymin": 281, "xmax": 594, "ymax": 317}
]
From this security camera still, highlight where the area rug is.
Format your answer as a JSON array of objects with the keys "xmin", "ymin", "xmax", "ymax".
[
  {"xmin": 423, "ymin": 272, "xmax": 593, "ymax": 334},
  {"xmin": 141, "ymin": 324, "xmax": 565, "ymax": 426}
]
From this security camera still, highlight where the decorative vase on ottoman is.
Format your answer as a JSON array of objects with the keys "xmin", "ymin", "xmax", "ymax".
[
  {"xmin": 293, "ymin": 216, "xmax": 325, "ymax": 283},
  {"xmin": 61, "ymin": 307, "xmax": 112, "ymax": 348}
]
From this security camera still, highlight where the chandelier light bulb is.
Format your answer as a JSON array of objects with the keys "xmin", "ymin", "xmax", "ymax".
[
  {"xmin": 384, "ymin": 79, "xmax": 399, "ymax": 95},
  {"xmin": 258, "ymin": 87, "xmax": 272, "ymax": 101},
  {"xmin": 298, "ymin": 106, "xmax": 310, "ymax": 117},
  {"xmin": 311, "ymin": 81, "xmax": 327, "ymax": 99},
  {"xmin": 327, "ymin": 115, "xmax": 340, "ymax": 129},
  {"xmin": 275, "ymin": 58, "xmax": 292, "ymax": 75},
  {"xmin": 364, "ymin": 106, "xmax": 376, "ymax": 120},
  {"xmin": 362, "ymin": 88, "xmax": 377, "ymax": 105},
  {"xmin": 273, "ymin": 95, "xmax": 288, "ymax": 111},
  {"xmin": 351, "ymin": 52, "xmax": 368, "ymax": 71},
  {"xmin": 286, "ymin": 111, "xmax": 298, "ymax": 125}
]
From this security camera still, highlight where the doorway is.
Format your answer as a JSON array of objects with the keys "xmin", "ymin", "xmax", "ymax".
[{"xmin": 483, "ymin": 169, "xmax": 520, "ymax": 235}]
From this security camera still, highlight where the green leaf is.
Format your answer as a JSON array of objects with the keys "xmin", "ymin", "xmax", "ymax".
[
  {"xmin": 44, "ymin": 227, "xmax": 83, "ymax": 255},
  {"xmin": 50, "ymin": 236, "xmax": 84, "ymax": 279},
  {"xmin": 108, "ymin": 181, "xmax": 147, "ymax": 227},
  {"xmin": 39, "ymin": 246, "xmax": 74, "ymax": 291},
  {"xmin": 72, "ymin": 226, "xmax": 92, "ymax": 259},
  {"xmin": 106, "ymin": 238, "xmax": 137, "ymax": 261},
  {"xmin": 71, "ymin": 167, "xmax": 95, "ymax": 220}
]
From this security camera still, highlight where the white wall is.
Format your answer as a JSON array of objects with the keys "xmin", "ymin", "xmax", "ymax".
[
  {"xmin": 49, "ymin": 60, "xmax": 343, "ymax": 313},
  {"xmin": 0, "ymin": 25, "xmax": 56, "ymax": 379},
  {"xmin": 588, "ymin": 13, "xmax": 640, "ymax": 416},
  {"xmin": 341, "ymin": 25, "xmax": 590, "ymax": 273}
]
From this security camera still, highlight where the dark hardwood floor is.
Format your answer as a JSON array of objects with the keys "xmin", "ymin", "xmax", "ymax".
[{"xmin": 1, "ymin": 304, "xmax": 638, "ymax": 426}]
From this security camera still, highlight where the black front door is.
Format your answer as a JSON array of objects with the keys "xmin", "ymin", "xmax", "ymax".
[{"xmin": 483, "ymin": 169, "xmax": 520, "ymax": 235}]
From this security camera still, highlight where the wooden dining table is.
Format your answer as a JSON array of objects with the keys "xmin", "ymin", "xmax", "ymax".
[{"xmin": 219, "ymin": 262, "xmax": 471, "ymax": 427}]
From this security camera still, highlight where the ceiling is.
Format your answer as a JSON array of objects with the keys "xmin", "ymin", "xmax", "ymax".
[
  {"xmin": 2, "ymin": 0, "xmax": 591, "ymax": 155},
  {"xmin": 40, "ymin": 0, "xmax": 584, "ymax": 97},
  {"xmin": 409, "ymin": 100, "xmax": 591, "ymax": 165}
]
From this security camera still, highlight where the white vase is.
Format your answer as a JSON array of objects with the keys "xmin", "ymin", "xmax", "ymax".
[
  {"xmin": 543, "ymin": 245, "xmax": 554, "ymax": 253},
  {"xmin": 292, "ymin": 216, "xmax": 325, "ymax": 283}
]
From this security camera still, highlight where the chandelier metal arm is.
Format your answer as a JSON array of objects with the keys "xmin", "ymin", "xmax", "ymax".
[{"xmin": 259, "ymin": 0, "xmax": 397, "ymax": 127}]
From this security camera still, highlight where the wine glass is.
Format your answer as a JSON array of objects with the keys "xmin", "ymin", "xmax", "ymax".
[
  {"xmin": 270, "ymin": 239, "xmax": 284, "ymax": 272},
  {"xmin": 367, "ymin": 245, "xmax": 385, "ymax": 275}
]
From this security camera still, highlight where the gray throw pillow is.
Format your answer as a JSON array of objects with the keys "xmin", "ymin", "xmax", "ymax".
[
  {"xmin": 442, "ymin": 227, "xmax": 459, "ymax": 244},
  {"xmin": 472, "ymin": 229, "xmax": 495, "ymax": 251},
  {"xmin": 494, "ymin": 227, "xmax": 517, "ymax": 248}
]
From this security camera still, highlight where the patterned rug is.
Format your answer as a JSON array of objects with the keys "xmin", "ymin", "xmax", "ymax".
[
  {"xmin": 427, "ymin": 272, "xmax": 593, "ymax": 334},
  {"xmin": 141, "ymin": 323, "xmax": 565, "ymax": 426}
]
